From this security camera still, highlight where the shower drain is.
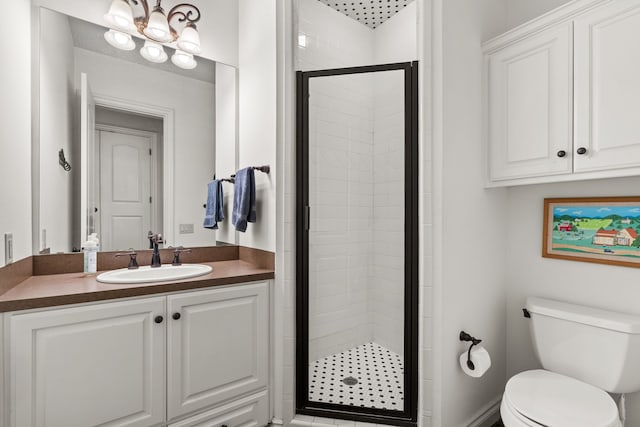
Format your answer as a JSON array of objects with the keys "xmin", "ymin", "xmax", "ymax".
[{"xmin": 342, "ymin": 376, "xmax": 358, "ymax": 386}]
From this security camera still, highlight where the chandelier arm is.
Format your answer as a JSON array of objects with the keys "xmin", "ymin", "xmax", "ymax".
[
  {"xmin": 167, "ymin": 4, "xmax": 201, "ymax": 26},
  {"xmin": 130, "ymin": 0, "xmax": 150, "ymax": 20}
]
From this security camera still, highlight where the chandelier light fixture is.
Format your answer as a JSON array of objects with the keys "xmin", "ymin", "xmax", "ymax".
[{"xmin": 103, "ymin": 0, "xmax": 202, "ymax": 70}]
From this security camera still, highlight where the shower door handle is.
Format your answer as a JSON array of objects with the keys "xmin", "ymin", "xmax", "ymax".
[{"xmin": 305, "ymin": 205, "xmax": 310, "ymax": 231}]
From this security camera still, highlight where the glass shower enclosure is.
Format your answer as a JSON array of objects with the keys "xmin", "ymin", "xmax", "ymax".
[{"xmin": 296, "ymin": 62, "xmax": 419, "ymax": 426}]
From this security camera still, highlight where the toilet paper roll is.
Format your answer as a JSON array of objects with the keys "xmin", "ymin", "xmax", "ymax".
[{"xmin": 459, "ymin": 345, "xmax": 491, "ymax": 378}]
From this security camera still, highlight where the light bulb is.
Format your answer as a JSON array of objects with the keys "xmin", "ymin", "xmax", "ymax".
[
  {"xmin": 104, "ymin": 29, "xmax": 135, "ymax": 51},
  {"xmin": 140, "ymin": 40, "xmax": 168, "ymax": 63},
  {"xmin": 171, "ymin": 50, "xmax": 197, "ymax": 69},
  {"xmin": 143, "ymin": 7, "xmax": 172, "ymax": 42},
  {"xmin": 177, "ymin": 23, "xmax": 201, "ymax": 54},
  {"xmin": 104, "ymin": 0, "xmax": 134, "ymax": 30}
]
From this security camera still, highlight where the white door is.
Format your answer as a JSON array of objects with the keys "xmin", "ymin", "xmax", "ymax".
[
  {"xmin": 9, "ymin": 297, "xmax": 166, "ymax": 427},
  {"xmin": 99, "ymin": 128, "xmax": 153, "ymax": 251},
  {"xmin": 167, "ymin": 282, "xmax": 269, "ymax": 421},
  {"xmin": 487, "ymin": 22, "xmax": 573, "ymax": 181},
  {"xmin": 574, "ymin": 0, "xmax": 640, "ymax": 172},
  {"xmin": 80, "ymin": 73, "xmax": 96, "ymax": 245}
]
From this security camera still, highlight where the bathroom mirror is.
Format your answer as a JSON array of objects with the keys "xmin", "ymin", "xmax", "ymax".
[{"xmin": 33, "ymin": 7, "xmax": 238, "ymax": 254}]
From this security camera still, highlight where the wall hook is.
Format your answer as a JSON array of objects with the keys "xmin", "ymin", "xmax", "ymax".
[
  {"xmin": 58, "ymin": 149, "xmax": 71, "ymax": 171},
  {"xmin": 460, "ymin": 331, "xmax": 482, "ymax": 370}
]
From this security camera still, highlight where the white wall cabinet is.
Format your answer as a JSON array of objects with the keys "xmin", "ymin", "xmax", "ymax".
[
  {"xmin": 485, "ymin": 0, "xmax": 640, "ymax": 185},
  {"xmin": 487, "ymin": 22, "xmax": 573, "ymax": 181},
  {"xmin": 3, "ymin": 281, "xmax": 270, "ymax": 427}
]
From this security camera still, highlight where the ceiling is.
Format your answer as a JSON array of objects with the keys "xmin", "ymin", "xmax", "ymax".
[{"xmin": 316, "ymin": 0, "xmax": 415, "ymax": 29}]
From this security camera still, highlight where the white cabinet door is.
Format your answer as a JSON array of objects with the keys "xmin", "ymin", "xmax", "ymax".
[
  {"xmin": 9, "ymin": 297, "xmax": 166, "ymax": 427},
  {"xmin": 167, "ymin": 282, "xmax": 269, "ymax": 420},
  {"xmin": 574, "ymin": 0, "xmax": 640, "ymax": 172},
  {"xmin": 487, "ymin": 22, "xmax": 573, "ymax": 181},
  {"xmin": 168, "ymin": 390, "xmax": 268, "ymax": 427}
]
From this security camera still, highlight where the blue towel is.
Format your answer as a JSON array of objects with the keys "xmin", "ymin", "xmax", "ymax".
[
  {"xmin": 232, "ymin": 167, "xmax": 256, "ymax": 232},
  {"xmin": 203, "ymin": 180, "xmax": 224, "ymax": 229}
]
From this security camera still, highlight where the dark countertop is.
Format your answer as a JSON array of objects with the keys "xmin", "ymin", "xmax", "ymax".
[{"xmin": 0, "ymin": 247, "xmax": 275, "ymax": 313}]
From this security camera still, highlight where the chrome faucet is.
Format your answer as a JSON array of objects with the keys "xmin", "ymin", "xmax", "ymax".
[{"xmin": 147, "ymin": 231, "xmax": 164, "ymax": 268}]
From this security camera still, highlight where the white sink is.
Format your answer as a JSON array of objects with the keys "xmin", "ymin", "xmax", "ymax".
[{"xmin": 96, "ymin": 264, "xmax": 213, "ymax": 284}]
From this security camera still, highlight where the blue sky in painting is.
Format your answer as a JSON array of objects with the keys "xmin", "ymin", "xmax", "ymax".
[{"xmin": 554, "ymin": 205, "xmax": 640, "ymax": 218}]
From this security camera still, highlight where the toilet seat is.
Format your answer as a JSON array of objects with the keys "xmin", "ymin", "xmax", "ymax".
[{"xmin": 501, "ymin": 370, "xmax": 621, "ymax": 427}]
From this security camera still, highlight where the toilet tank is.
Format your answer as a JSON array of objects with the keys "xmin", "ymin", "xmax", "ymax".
[{"xmin": 526, "ymin": 297, "xmax": 640, "ymax": 393}]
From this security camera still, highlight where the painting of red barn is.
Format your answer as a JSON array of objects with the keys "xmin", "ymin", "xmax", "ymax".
[{"xmin": 543, "ymin": 197, "xmax": 640, "ymax": 268}]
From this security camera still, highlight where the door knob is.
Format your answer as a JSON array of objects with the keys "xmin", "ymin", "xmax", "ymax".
[
  {"xmin": 172, "ymin": 312, "xmax": 181, "ymax": 320},
  {"xmin": 154, "ymin": 315, "xmax": 164, "ymax": 324},
  {"xmin": 576, "ymin": 147, "xmax": 587, "ymax": 155},
  {"xmin": 557, "ymin": 150, "xmax": 566, "ymax": 158}
]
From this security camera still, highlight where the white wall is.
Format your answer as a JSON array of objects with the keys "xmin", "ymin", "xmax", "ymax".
[
  {"xmin": 38, "ymin": 9, "xmax": 75, "ymax": 254},
  {"xmin": 374, "ymin": 1, "xmax": 418, "ymax": 64},
  {"xmin": 237, "ymin": 0, "xmax": 278, "ymax": 252},
  {"xmin": 432, "ymin": 0, "xmax": 508, "ymax": 425},
  {"xmin": 506, "ymin": 0, "xmax": 572, "ymax": 28},
  {"xmin": 0, "ymin": 0, "xmax": 32, "ymax": 266},
  {"xmin": 74, "ymin": 48, "xmax": 216, "ymax": 248},
  {"xmin": 33, "ymin": 0, "xmax": 239, "ymax": 67},
  {"xmin": 505, "ymin": 177, "xmax": 640, "ymax": 426}
]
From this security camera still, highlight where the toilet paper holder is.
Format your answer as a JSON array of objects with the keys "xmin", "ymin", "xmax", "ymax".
[{"xmin": 459, "ymin": 331, "xmax": 482, "ymax": 370}]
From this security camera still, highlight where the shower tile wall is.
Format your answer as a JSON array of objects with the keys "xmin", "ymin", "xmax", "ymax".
[
  {"xmin": 286, "ymin": 0, "xmax": 419, "ymax": 422},
  {"xmin": 371, "ymin": 72, "xmax": 405, "ymax": 357},
  {"xmin": 299, "ymin": 0, "xmax": 376, "ymax": 362},
  {"xmin": 308, "ymin": 74, "xmax": 375, "ymax": 361},
  {"xmin": 299, "ymin": 0, "xmax": 409, "ymax": 363}
]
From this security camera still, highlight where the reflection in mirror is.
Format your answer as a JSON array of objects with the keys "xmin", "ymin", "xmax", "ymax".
[{"xmin": 35, "ymin": 7, "xmax": 237, "ymax": 254}]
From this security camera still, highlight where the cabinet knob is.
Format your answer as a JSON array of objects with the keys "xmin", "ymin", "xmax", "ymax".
[
  {"xmin": 154, "ymin": 315, "xmax": 164, "ymax": 324},
  {"xmin": 172, "ymin": 312, "xmax": 181, "ymax": 320},
  {"xmin": 557, "ymin": 150, "xmax": 566, "ymax": 158},
  {"xmin": 576, "ymin": 147, "xmax": 587, "ymax": 155}
]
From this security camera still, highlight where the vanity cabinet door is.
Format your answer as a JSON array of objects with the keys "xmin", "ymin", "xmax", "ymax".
[
  {"xmin": 8, "ymin": 297, "xmax": 166, "ymax": 427},
  {"xmin": 167, "ymin": 281, "xmax": 269, "ymax": 421},
  {"xmin": 573, "ymin": 0, "xmax": 640, "ymax": 173},
  {"xmin": 487, "ymin": 22, "xmax": 573, "ymax": 181}
]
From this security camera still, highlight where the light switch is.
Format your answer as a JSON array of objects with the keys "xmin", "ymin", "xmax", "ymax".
[
  {"xmin": 179, "ymin": 224, "xmax": 194, "ymax": 234},
  {"xmin": 5, "ymin": 233, "xmax": 13, "ymax": 264}
]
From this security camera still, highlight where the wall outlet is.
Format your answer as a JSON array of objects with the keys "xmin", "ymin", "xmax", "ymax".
[
  {"xmin": 179, "ymin": 224, "xmax": 194, "ymax": 234},
  {"xmin": 4, "ymin": 233, "xmax": 13, "ymax": 265}
]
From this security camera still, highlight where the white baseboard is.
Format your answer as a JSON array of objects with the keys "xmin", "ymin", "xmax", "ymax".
[{"xmin": 466, "ymin": 395, "xmax": 502, "ymax": 427}]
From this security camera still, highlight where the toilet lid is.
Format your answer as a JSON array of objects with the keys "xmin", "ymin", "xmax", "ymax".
[{"xmin": 505, "ymin": 370, "xmax": 620, "ymax": 427}]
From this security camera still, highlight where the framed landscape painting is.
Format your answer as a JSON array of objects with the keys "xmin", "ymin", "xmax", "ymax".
[{"xmin": 543, "ymin": 197, "xmax": 640, "ymax": 268}]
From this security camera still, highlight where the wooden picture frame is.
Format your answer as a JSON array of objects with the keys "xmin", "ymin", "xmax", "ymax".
[{"xmin": 543, "ymin": 197, "xmax": 640, "ymax": 268}]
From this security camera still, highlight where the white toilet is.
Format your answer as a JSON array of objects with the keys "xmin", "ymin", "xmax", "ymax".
[{"xmin": 500, "ymin": 297, "xmax": 640, "ymax": 427}]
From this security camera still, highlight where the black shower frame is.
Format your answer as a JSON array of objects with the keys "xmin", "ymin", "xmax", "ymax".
[{"xmin": 296, "ymin": 61, "xmax": 419, "ymax": 426}]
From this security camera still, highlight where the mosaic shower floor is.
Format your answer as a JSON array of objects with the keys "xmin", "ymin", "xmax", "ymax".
[{"xmin": 308, "ymin": 342, "xmax": 404, "ymax": 410}]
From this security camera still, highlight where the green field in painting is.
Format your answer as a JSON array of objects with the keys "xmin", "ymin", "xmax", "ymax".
[{"xmin": 574, "ymin": 219, "xmax": 612, "ymax": 230}]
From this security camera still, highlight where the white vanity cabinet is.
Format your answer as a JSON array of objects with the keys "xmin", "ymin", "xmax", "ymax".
[
  {"xmin": 485, "ymin": 0, "xmax": 640, "ymax": 185},
  {"xmin": 7, "ymin": 297, "xmax": 167, "ymax": 427},
  {"xmin": 167, "ymin": 282, "xmax": 269, "ymax": 421},
  {"xmin": 3, "ymin": 281, "xmax": 271, "ymax": 427}
]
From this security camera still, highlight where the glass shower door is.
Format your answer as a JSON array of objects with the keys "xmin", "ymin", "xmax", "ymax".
[{"xmin": 297, "ymin": 62, "xmax": 418, "ymax": 424}]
